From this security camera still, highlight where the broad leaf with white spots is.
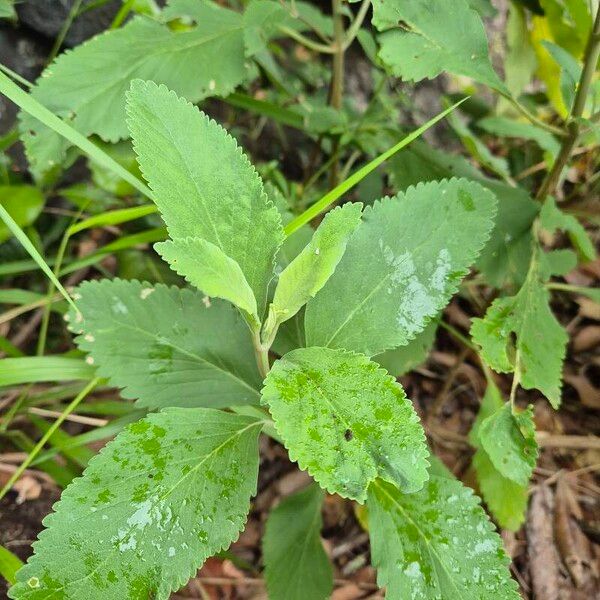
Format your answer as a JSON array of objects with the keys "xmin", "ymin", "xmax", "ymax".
[
  {"xmin": 261, "ymin": 347, "xmax": 429, "ymax": 502},
  {"xmin": 305, "ymin": 178, "xmax": 496, "ymax": 356},
  {"xmin": 9, "ymin": 409, "xmax": 262, "ymax": 600},
  {"xmin": 368, "ymin": 478, "xmax": 520, "ymax": 599}
]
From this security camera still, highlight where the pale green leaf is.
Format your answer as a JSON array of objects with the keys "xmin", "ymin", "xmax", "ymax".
[
  {"xmin": 126, "ymin": 80, "xmax": 283, "ymax": 315},
  {"xmin": 373, "ymin": 0, "xmax": 507, "ymax": 93},
  {"xmin": 156, "ymin": 238, "xmax": 258, "ymax": 324},
  {"xmin": 305, "ymin": 178, "xmax": 496, "ymax": 356},
  {"xmin": 471, "ymin": 267, "xmax": 567, "ymax": 407},
  {"xmin": 540, "ymin": 196, "xmax": 595, "ymax": 262},
  {"xmin": 263, "ymin": 484, "xmax": 332, "ymax": 600},
  {"xmin": 472, "ymin": 449, "xmax": 529, "ymax": 532},
  {"xmin": 374, "ymin": 320, "xmax": 437, "ymax": 377},
  {"xmin": 0, "ymin": 0, "xmax": 15, "ymax": 19},
  {"xmin": 69, "ymin": 279, "xmax": 261, "ymax": 409},
  {"xmin": 9, "ymin": 408, "xmax": 262, "ymax": 600},
  {"xmin": 468, "ymin": 380, "xmax": 504, "ymax": 446},
  {"xmin": 20, "ymin": 0, "xmax": 251, "ymax": 178},
  {"xmin": 368, "ymin": 477, "xmax": 519, "ymax": 599},
  {"xmin": 261, "ymin": 347, "xmax": 429, "ymax": 502},
  {"xmin": 0, "ymin": 186, "xmax": 45, "ymax": 244},
  {"xmin": 269, "ymin": 203, "xmax": 362, "ymax": 328},
  {"xmin": 479, "ymin": 404, "xmax": 538, "ymax": 486}
]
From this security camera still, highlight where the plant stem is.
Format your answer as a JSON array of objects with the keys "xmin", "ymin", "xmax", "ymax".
[
  {"xmin": 0, "ymin": 377, "xmax": 99, "ymax": 501},
  {"xmin": 110, "ymin": 0, "xmax": 135, "ymax": 29},
  {"xmin": 536, "ymin": 6, "xmax": 600, "ymax": 201},
  {"xmin": 47, "ymin": 0, "xmax": 84, "ymax": 64},
  {"xmin": 343, "ymin": 0, "xmax": 371, "ymax": 50},
  {"xmin": 277, "ymin": 26, "xmax": 336, "ymax": 54},
  {"xmin": 251, "ymin": 328, "xmax": 270, "ymax": 379}
]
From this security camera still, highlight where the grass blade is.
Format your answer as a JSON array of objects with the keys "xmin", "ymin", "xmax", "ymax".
[
  {"xmin": 0, "ymin": 202, "xmax": 78, "ymax": 312},
  {"xmin": 0, "ymin": 357, "xmax": 96, "ymax": 387},
  {"xmin": 0, "ymin": 69, "xmax": 152, "ymax": 199},
  {"xmin": 284, "ymin": 97, "xmax": 469, "ymax": 236},
  {"xmin": 0, "ymin": 544, "xmax": 23, "ymax": 585}
]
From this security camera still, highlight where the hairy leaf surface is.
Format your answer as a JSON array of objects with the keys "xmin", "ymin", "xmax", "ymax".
[
  {"xmin": 479, "ymin": 404, "xmax": 538, "ymax": 486},
  {"xmin": 9, "ymin": 409, "xmax": 262, "ymax": 600},
  {"xmin": 261, "ymin": 347, "xmax": 429, "ymax": 501},
  {"xmin": 305, "ymin": 179, "xmax": 496, "ymax": 356},
  {"xmin": 263, "ymin": 484, "xmax": 332, "ymax": 600},
  {"xmin": 156, "ymin": 238, "xmax": 259, "ymax": 324},
  {"xmin": 270, "ymin": 203, "xmax": 362, "ymax": 328},
  {"xmin": 69, "ymin": 279, "xmax": 261, "ymax": 409},
  {"xmin": 471, "ymin": 267, "xmax": 567, "ymax": 407},
  {"xmin": 21, "ymin": 0, "xmax": 250, "ymax": 178},
  {"xmin": 126, "ymin": 80, "xmax": 283, "ymax": 314},
  {"xmin": 372, "ymin": 0, "xmax": 506, "ymax": 92},
  {"xmin": 368, "ymin": 478, "xmax": 520, "ymax": 599}
]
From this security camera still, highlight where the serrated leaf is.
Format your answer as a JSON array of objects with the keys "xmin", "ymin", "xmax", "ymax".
[
  {"xmin": 69, "ymin": 279, "xmax": 261, "ymax": 409},
  {"xmin": 9, "ymin": 408, "xmax": 262, "ymax": 600},
  {"xmin": 471, "ymin": 265, "xmax": 567, "ymax": 407},
  {"xmin": 261, "ymin": 347, "xmax": 429, "ymax": 502},
  {"xmin": 469, "ymin": 383, "xmax": 528, "ymax": 531},
  {"xmin": 388, "ymin": 141, "xmax": 539, "ymax": 289},
  {"xmin": 305, "ymin": 178, "xmax": 496, "ymax": 356},
  {"xmin": 368, "ymin": 477, "xmax": 520, "ymax": 599},
  {"xmin": 126, "ymin": 80, "xmax": 283, "ymax": 315},
  {"xmin": 374, "ymin": 320, "xmax": 438, "ymax": 377},
  {"xmin": 472, "ymin": 449, "xmax": 528, "ymax": 531},
  {"xmin": 263, "ymin": 483, "xmax": 332, "ymax": 600},
  {"xmin": 269, "ymin": 203, "xmax": 362, "ymax": 329},
  {"xmin": 540, "ymin": 196, "xmax": 595, "ymax": 262},
  {"xmin": 20, "ymin": 0, "xmax": 252, "ymax": 178},
  {"xmin": 373, "ymin": 0, "xmax": 507, "ymax": 93},
  {"xmin": 479, "ymin": 404, "xmax": 538, "ymax": 486},
  {"xmin": 155, "ymin": 238, "xmax": 258, "ymax": 324}
]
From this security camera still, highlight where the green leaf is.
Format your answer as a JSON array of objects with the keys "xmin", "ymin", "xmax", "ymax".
[
  {"xmin": 0, "ymin": 0, "xmax": 15, "ymax": 19},
  {"xmin": 305, "ymin": 178, "xmax": 496, "ymax": 356},
  {"xmin": 263, "ymin": 484, "xmax": 333, "ymax": 600},
  {"xmin": 541, "ymin": 41, "xmax": 582, "ymax": 112},
  {"xmin": 261, "ymin": 347, "xmax": 429, "ymax": 502},
  {"xmin": 368, "ymin": 477, "xmax": 519, "ymax": 599},
  {"xmin": 0, "ymin": 544, "xmax": 23, "ymax": 586},
  {"xmin": 0, "ymin": 186, "xmax": 44, "ymax": 244},
  {"xmin": 471, "ymin": 265, "xmax": 568, "ymax": 407},
  {"xmin": 388, "ymin": 141, "xmax": 539, "ymax": 288},
  {"xmin": 20, "ymin": 0, "xmax": 252, "ymax": 178},
  {"xmin": 374, "ymin": 320, "xmax": 437, "ymax": 377},
  {"xmin": 540, "ymin": 196, "xmax": 595, "ymax": 262},
  {"xmin": 477, "ymin": 116, "xmax": 561, "ymax": 156},
  {"xmin": 156, "ymin": 238, "xmax": 258, "ymax": 324},
  {"xmin": 269, "ymin": 203, "xmax": 362, "ymax": 329},
  {"xmin": 479, "ymin": 404, "xmax": 538, "ymax": 486},
  {"xmin": 9, "ymin": 408, "xmax": 262, "ymax": 600},
  {"xmin": 69, "ymin": 279, "xmax": 262, "ymax": 409},
  {"xmin": 446, "ymin": 110, "xmax": 511, "ymax": 181},
  {"xmin": 472, "ymin": 449, "xmax": 529, "ymax": 532},
  {"xmin": 126, "ymin": 80, "xmax": 283, "ymax": 315},
  {"xmin": 469, "ymin": 382, "xmax": 528, "ymax": 531},
  {"xmin": 373, "ymin": 0, "xmax": 507, "ymax": 93}
]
